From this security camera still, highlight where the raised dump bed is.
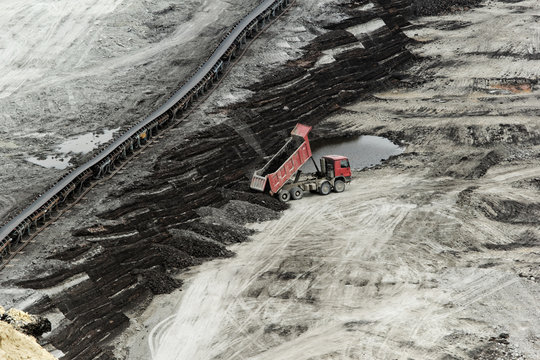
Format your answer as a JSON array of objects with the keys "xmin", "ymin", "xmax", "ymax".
[{"xmin": 250, "ymin": 123, "xmax": 313, "ymax": 194}]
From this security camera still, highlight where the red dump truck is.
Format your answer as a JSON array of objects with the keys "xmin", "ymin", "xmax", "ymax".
[{"xmin": 250, "ymin": 123, "xmax": 351, "ymax": 202}]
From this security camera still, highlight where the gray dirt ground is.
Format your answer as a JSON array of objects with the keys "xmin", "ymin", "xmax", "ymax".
[
  {"xmin": 147, "ymin": 167, "xmax": 540, "ymax": 359},
  {"xmin": 0, "ymin": 0, "xmax": 539, "ymax": 359},
  {"xmin": 139, "ymin": 1, "xmax": 540, "ymax": 359},
  {"xmin": 0, "ymin": 0, "xmax": 259, "ymax": 222}
]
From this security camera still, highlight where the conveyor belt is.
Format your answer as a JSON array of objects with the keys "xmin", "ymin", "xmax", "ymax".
[{"xmin": 0, "ymin": 0, "xmax": 290, "ymax": 257}]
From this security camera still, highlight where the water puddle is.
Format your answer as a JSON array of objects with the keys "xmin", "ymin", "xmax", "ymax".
[
  {"xmin": 57, "ymin": 128, "xmax": 119, "ymax": 154},
  {"xmin": 302, "ymin": 135, "xmax": 404, "ymax": 172},
  {"xmin": 26, "ymin": 155, "xmax": 72, "ymax": 170},
  {"xmin": 25, "ymin": 128, "xmax": 119, "ymax": 169}
]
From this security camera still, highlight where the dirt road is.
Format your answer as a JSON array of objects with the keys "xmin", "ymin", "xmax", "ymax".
[{"xmin": 147, "ymin": 163, "xmax": 539, "ymax": 359}]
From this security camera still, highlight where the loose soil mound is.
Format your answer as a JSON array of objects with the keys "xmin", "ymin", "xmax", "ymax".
[
  {"xmin": 0, "ymin": 322, "xmax": 56, "ymax": 360},
  {"xmin": 0, "ymin": 307, "xmax": 51, "ymax": 338}
]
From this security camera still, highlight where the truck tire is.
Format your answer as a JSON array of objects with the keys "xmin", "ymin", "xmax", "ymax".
[
  {"xmin": 277, "ymin": 190, "xmax": 291, "ymax": 202},
  {"xmin": 333, "ymin": 179, "xmax": 345, "ymax": 193},
  {"xmin": 319, "ymin": 181, "xmax": 331, "ymax": 195},
  {"xmin": 290, "ymin": 187, "xmax": 303, "ymax": 200}
]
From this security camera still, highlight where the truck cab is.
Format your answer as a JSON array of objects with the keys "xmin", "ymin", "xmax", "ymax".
[{"xmin": 321, "ymin": 155, "xmax": 352, "ymax": 182}]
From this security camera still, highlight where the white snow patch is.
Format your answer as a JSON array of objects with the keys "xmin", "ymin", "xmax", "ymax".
[
  {"xmin": 315, "ymin": 42, "xmax": 366, "ymax": 68},
  {"xmin": 325, "ymin": 42, "xmax": 366, "ymax": 56},
  {"xmin": 315, "ymin": 54, "xmax": 336, "ymax": 66},
  {"xmin": 43, "ymin": 273, "xmax": 90, "ymax": 297},
  {"xmin": 275, "ymin": 40, "xmax": 292, "ymax": 49},
  {"xmin": 216, "ymin": 89, "xmax": 254, "ymax": 107},
  {"xmin": 90, "ymin": 230, "xmax": 140, "ymax": 242}
]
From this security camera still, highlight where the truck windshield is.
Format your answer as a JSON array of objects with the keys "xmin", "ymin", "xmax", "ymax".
[{"xmin": 340, "ymin": 159, "xmax": 350, "ymax": 168}]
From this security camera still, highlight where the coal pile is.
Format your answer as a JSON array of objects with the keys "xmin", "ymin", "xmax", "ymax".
[
  {"xmin": 136, "ymin": 269, "xmax": 183, "ymax": 295},
  {"xmin": 168, "ymin": 229, "xmax": 234, "ymax": 258},
  {"xmin": 412, "ymin": 0, "xmax": 482, "ymax": 16}
]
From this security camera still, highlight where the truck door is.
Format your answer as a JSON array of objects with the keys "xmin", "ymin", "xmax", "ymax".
[{"xmin": 335, "ymin": 159, "xmax": 352, "ymax": 179}]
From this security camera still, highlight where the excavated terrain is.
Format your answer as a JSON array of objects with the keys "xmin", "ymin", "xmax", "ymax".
[
  {"xmin": 1, "ymin": 0, "xmax": 539, "ymax": 359},
  {"xmin": 1, "ymin": 1, "xmax": 417, "ymax": 358},
  {"xmin": 0, "ymin": 0, "xmax": 260, "ymax": 224}
]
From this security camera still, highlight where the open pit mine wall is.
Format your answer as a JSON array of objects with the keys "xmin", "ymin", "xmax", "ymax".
[
  {"xmin": 16, "ymin": 1, "xmax": 415, "ymax": 359},
  {"xmin": 0, "ymin": 0, "xmax": 291, "ymax": 266}
]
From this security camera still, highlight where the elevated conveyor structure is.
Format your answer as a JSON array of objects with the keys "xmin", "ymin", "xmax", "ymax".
[{"xmin": 0, "ymin": 0, "xmax": 292, "ymax": 265}]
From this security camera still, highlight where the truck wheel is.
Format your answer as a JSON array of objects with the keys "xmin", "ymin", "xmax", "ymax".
[
  {"xmin": 277, "ymin": 190, "xmax": 290, "ymax": 202},
  {"xmin": 333, "ymin": 180, "xmax": 346, "ymax": 193},
  {"xmin": 290, "ymin": 187, "xmax": 303, "ymax": 200},
  {"xmin": 319, "ymin": 181, "xmax": 331, "ymax": 195}
]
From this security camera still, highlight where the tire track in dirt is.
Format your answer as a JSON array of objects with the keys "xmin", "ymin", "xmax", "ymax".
[
  {"xmin": 150, "ymin": 202, "xmax": 329, "ymax": 359},
  {"xmin": 149, "ymin": 173, "xmax": 421, "ymax": 359}
]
